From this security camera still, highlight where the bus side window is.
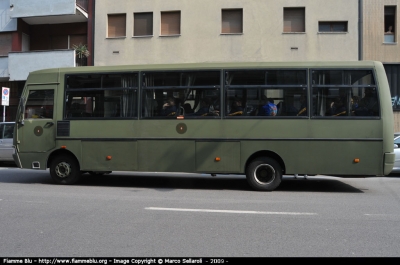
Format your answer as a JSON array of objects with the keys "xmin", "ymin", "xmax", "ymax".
[
  {"xmin": 69, "ymin": 103, "xmax": 83, "ymax": 117},
  {"xmin": 354, "ymin": 88, "xmax": 379, "ymax": 116}
]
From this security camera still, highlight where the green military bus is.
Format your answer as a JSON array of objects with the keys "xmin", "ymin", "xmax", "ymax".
[{"xmin": 13, "ymin": 61, "xmax": 395, "ymax": 191}]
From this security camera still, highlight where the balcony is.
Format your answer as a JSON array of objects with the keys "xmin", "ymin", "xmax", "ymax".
[
  {"xmin": 0, "ymin": 2, "xmax": 17, "ymax": 32},
  {"xmin": 10, "ymin": 0, "xmax": 88, "ymax": 25},
  {"xmin": 8, "ymin": 50, "xmax": 76, "ymax": 81}
]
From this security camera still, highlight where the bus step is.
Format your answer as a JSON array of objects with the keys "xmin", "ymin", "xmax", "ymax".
[{"xmin": 32, "ymin": 162, "xmax": 40, "ymax": 169}]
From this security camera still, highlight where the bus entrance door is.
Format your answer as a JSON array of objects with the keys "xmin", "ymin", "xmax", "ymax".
[{"xmin": 16, "ymin": 85, "xmax": 56, "ymax": 168}]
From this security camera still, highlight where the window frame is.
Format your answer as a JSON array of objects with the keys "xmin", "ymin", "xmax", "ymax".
[
  {"xmin": 283, "ymin": 7, "xmax": 306, "ymax": 33},
  {"xmin": 221, "ymin": 8, "xmax": 243, "ymax": 35},
  {"xmin": 310, "ymin": 68, "xmax": 380, "ymax": 119},
  {"xmin": 384, "ymin": 6, "xmax": 396, "ymax": 43},
  {"xmin": 160, "ymin": 11, "xmax": 181, "ymax": 36},
  {"xmin": 107, "ymin": 13, "xmax": 127, "ymax": 38},
  {"xmin": 318, "ymin": 21, "xmax": 348, "ymax": 33},
  {"xmin": 223, "ymin": 69, "xmax": 309, "ymax": 119},
  {"xmin": 64, "ymin": 72, "xmax": 139, "ymax": 120},
  {"xmin": 133, "ymin": 12, "xmax": 153, "ymax": 37},
  {"xmin": 0, "ymin": 123, "xmax": 14, "ymax": 139},
  {"xmin": 140, "ymin": 70, "xmax": 222, "ymax": 119}
]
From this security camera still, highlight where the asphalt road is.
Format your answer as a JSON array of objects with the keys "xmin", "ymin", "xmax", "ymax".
[{"xmin": 0, "ymin": 165, "xmax": 400, "ymax": 257}]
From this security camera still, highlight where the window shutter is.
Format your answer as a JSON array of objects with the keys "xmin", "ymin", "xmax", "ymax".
[
  {"xmin": 284, "ymin": 8, "xmax": 305, "ymax": 32},
  {"xmin": 222, "ymin": 9, "xmax": 243, "ymax": 34},
  {"xmin": 108, "ymin": 14, "xmax": 126, "ymax": 37},
  {"xmin": 161, "ymin": 11, "xmax": 181, "ymax": 35},
  {"xmin": 134, "ymin": 13, "xmax": 153, "ymax": 36}
]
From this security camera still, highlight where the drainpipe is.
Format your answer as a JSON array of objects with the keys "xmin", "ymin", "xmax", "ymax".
[
  {"xmin": 359, "ymin": 0, "xmax": 363, "ymax": 61},
  {"xmin": 92, "ymin": 0, "xmax": 95, "ymax": 66}
]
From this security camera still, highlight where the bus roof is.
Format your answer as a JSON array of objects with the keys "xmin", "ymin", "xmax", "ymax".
[{"xmin": 29, "ymin": 61, "xmax": 381, "ymax": 76}]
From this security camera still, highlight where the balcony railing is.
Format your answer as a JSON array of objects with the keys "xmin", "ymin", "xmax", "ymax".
[
  {"xmin": 76, "ymin": 57, "xmax": 88, "ymax": 67},
  {"xmin": 10, "ymin": 0, "xmax": 88, "ymax": 22},
  {"xmin": 8, "ymin": 50, "xmax": 76, "ymax": 81},
  {"xmin": 76, "ymin": 0, "xmax": 88, "ymax": 12}
]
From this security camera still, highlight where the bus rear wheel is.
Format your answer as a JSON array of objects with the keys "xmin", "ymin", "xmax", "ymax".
[
  {"xmin": 50, "ymin": 155, "xmax": 80, "ymax": 185},
  {"xmin": 246, "ymin": 157, "xmax": 282, "ymax": 191}
]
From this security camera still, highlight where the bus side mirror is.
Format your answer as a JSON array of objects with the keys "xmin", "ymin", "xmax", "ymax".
[{"xmin": 18, "ymin": 97, "xmax": 25, "ymax": 125}]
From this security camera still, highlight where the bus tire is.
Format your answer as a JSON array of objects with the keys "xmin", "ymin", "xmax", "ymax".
[
  {"xmin": 50, "ymin": 155, "xmax": 81, "ymax": 185},
  {"xmin": 246, "ymin": 157, "xmax": 282, "ymax": 191}
]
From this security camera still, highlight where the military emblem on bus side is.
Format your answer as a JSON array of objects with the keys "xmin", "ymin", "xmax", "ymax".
[
  {"xmin": 34, "ymin": 126, "xmax": 43, "ymax": 136},
  {"xmin": 176, "ymin": 123, "xmax": 187, "ymax": 134}
]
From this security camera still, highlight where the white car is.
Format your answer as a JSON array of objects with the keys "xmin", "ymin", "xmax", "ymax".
[
  {"xmin": 0, "ymin": 122, "xmax": 15, "ymax": 162},
  {"xmin": 392, "ymin": 135, "xmax": 400, "ymax": 173}
]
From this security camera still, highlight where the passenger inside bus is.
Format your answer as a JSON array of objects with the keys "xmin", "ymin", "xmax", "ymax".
[
  {"xmin": 228, "ymin": 99, "xmax": 244, "ymax": 116},
  {"xmin": 183, "ymin": 103, "xmax": 194, "ymax": 114},
  {"xmin": 277, "ymin": 100, "xmax": 298, "ymax": 116},
  {"xmin": 351, "ymin": 96, "xmax": 359, "ymax": 114},
  {"xmin": 257, "ymin": 96, "xmax": 277, "ymax": 116},
  {"xmin": 194, "ymin": 98, "xmax": 211, "ymax": 116},
  {"xmin": 161, "ymin": 97, "xmax": 177, "ymax": 116},
  {"xmin": 354, "ymin": 87, "xmax": 379, "ymax": 116},
  {"xmin": 297, "ymin": 95, "xmax": 307, "ymax": 116},
  {"xmin": 327, "ymin": 97, "xmax": 346, "ymax": 116}
]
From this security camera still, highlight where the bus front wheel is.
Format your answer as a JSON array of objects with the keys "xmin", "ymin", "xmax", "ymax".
[
  {"xmin": 246, "ymin": 157, "xmax": 282, "ymax": 191},
  {"xmin": 50, "ymin": 155, "xmax": 81, "ymax": 185}
]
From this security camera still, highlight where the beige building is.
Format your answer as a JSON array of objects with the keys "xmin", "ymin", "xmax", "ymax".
[
  {"xmin": 362, "ymin": 0, "xmax": 400, "ymax": 131},
  {"xmin": 94, "ymin": 0, "xmax": 360, "ymax": 65}
]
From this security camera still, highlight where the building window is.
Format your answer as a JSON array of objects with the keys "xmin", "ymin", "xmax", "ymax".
[
  {"xmin": 318, "ymin": 21, "xmax": 348, "ymax": 32},
  {"xmin": 283, "ymin": 7, "xmax": 305, "ymax": 33},
  {"xmin": 384, "ymin": 64, "xmax": 400, "ymax": 110},
  {"xmin": 134, "ymin": 12, "xmax": 153, "ymax": 37},
  {"xmin": 221, "ymin": 9, "xmax": 243, "ymax": 34},
  {"xmin": 161, "ymin": 11, "xmax": 181, "ymax": 36},
  {"xmin": 384, "ymin": 6, "xmax": 396, "ymax": 43},
  {"xmin": 108, "ymin": 14, "xmax": 126, "ymax": 38}
]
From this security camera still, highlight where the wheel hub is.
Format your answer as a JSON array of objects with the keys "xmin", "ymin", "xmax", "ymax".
[
  {"xmin": 254, "ymin": 164, "xmax": 275, "ymax": 185},
  {"xmin": 55, "ymin": 162, "xmax": 71, "ymax": 178}
]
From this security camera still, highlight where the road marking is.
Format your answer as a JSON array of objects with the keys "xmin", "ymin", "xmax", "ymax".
[
  {"xmin": 0, "ymin": 199, "xmax": 48, "ymax": 204},
  {"xmin": 145, "ymin": 207, "xmax": 317, "ymax": 216},
  {"xmin": 364, "ymin": 213, "xmax": 399, "ymax": 217}
]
